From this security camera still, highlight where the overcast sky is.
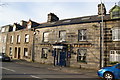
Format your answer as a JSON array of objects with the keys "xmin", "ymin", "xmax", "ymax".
[{"xmin": 0, "ymin": 0, "xmax": 119, "ymax": 27}]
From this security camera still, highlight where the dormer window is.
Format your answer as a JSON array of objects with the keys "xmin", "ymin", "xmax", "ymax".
[
  {"xmin": 27, "ymin": 23, "xmax": 31, "ymax": 29},
  {"xmin": 110, "ymin": 5, "xmax": 120, "ymax": 19},
  {"xmin": 13, "ymin": 25, "xmax": 16, "ymax": 31},
  {"xmin": 1, "ymin": 27, "xmax": 5, "ymax": 32}
]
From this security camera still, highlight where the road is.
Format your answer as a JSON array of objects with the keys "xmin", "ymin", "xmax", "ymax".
[{"xmin": 1, "ymin": 61, "xmax": 100, "ymax": 80}]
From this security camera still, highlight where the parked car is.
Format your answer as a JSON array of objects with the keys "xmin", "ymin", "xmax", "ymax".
[
  {"xmin": 0, "ymin": 53, "xmax": 11, "ymax": 62},
  {"xmin": 97, "ymin": 63, "xmax": 120, "ymax": 80}
]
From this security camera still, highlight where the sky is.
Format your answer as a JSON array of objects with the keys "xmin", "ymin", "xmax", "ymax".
[{"xmin": 0, "ymin": 0, "xmax": 120, "ymax": 27}]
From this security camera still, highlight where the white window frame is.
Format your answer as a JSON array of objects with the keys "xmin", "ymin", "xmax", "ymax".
[
  {"xmin": 77, "ymin": 49, "xmax": 87, "ymax": 62},
  {"xmin": 78, "ymin": 29, "xmax": 87, "ymax": 41},
  {"xmin": 43, "ymin": 32, "xmax": 49, "ymax": 42},
  {"xmin": 27, "ymin": 24, "xmax": 31, "ymax": 29},
  {"xmin": 10, "ymin": 36, "xmax": 14, "ymax": 43},
  {"xmin": 17, "ymin": 35, "xmax": 21, "ymax": 43},
  {"xmin": 1, "ymin": 28, "xmax": 5, "ymax": 32},
  {"xmin": 112, "ymin": 28, "xmax": 120, "ymax": 41},
  {"xmin": 13, "ymin": 26, "xmax": 16, "ymax": 31},
  {"xmin": 59, "ymin": 30, "xmax": 66, "ymax": 42},
  {"xmin": 25, "ymin": 34, "xmax": 29, "ymax": 43},
  {"xmin": 110, "ymin": 50, "xmax": 120, "ymax": 62}
]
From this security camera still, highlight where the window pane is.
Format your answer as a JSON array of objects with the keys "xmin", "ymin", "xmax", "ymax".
[
  {"xmin": 78, "ymin": 29, "xmax": 87, "ymax": 41},
  {"xmin": 112, "ymin": 28, "xmax": 120, "ymax": 41},
  {"xmin": 41, "ymin": 48, "xmax": 48, "ymax": 59},
  {"xmin": 77, "ymin": 49, "xmax": 87, "ymax": 62},
  {"xmin": 43, "ymin": 32, "xmax": 49, "ymax": 42},
  {"xmin": 59, "ymin": 31, "xmax": 66, "ymax": 41}
]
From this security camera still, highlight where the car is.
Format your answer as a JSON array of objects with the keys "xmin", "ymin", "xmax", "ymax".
[
  {"xmin": 0, "ymin": 53, "xmax": 11, "ymax": 62},
  {"xmin": 97, "ymin": 63, "xmax": 120, "ymax": 80}
]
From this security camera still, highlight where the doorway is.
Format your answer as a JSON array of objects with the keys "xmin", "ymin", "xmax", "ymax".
[{"xmin": 18, "ymin": 47, "xmax": 21, "ymax": 59}]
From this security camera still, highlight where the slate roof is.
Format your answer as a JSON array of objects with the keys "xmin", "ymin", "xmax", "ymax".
[{"xmin": 35, "ymin": 14, "xmax": 117, "ymax": 29}]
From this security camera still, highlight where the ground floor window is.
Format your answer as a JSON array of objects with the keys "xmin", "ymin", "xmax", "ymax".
[
  {"xmin": 9, "ymin": 47, "xmax": 12, "ymax": 56},
  {"xmin": 24, "ymin": 48, "xmax": 28, "ymax": 57},
  {"xmin": 77, "ymin": 49, "xmax": 87, "ymax": 62},
  {"xmin": 110, "ymin": 50, "xmax": 120, "ymax": 62},
  {"xmin": 41, "ymin": 48, "xmax": 48, "ymax": 59}
]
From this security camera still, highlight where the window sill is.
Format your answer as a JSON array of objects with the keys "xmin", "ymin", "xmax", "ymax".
[
  {"xmin": 112, "ymin": 40, "xmax": 120, "ymax": 42},
  {"xmin": 24, "ymin": 42, "xmax": 29, "ymax": 44},
  {"xmin": 77, "ymin": 61, "xmax": 87, "ymax": 63},
  {"xmin": 78, "ymin": 40, "xmax": 87, "ymax": 42}
]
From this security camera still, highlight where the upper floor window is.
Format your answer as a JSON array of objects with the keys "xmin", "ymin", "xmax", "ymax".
[
  {"xmin": 112, "ymin": 28, "xmax": 120, "ymax": 41},
  {"xmin": 1, "ymin": 36, "xmax": 6, "ymax": 43},
  {"xmin": 59, "ymin": 30, "xmax": 66, "ymax": 42},
  {"xmin": 78, "ymin": 29, "xmax": 87, "ymax": 41},
  {"xmin": 43, "ymin": 32, "xmax": 49, "ymax": 42},
  {"xmin": 17, "ymin": 35, "xmax": 21, "ymax": 43},
  {"xmin": 25, "ymin": 34, "xmax": 29, "ymax": 43},
  {"xmin": 77, "ymin": 49, "xmax": 87, "ymax": 62},
  {"xmin": 10, "ymin": 36, "xmax": 13, "ymax": 43}
]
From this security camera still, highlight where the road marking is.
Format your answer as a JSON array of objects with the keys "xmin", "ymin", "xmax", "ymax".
[
  {"xmin": 0, "ymin": 67, "xmax": 16, "ymax": 72},
  {"xmin": 30, "ymin": 75, "xmax": 40, "ymax": 79}
]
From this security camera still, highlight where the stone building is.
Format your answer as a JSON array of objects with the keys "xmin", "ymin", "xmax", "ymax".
[
  {"xmin": 6, "ymin": 20, "xmax": 39, "ymax": 61},
  {"xmin": 0, "ymin": 25, "xmax": 13, "ymax": 53},
  {"xmin": 33, "ymin": 4, "xmax": 120, "ymax": 69}
]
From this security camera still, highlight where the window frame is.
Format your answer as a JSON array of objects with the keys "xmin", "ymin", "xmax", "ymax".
[
  {"xmin": 10, "ymin": 35, "xmax": 14, "ymax": 43},
  {"xmin": 9, "ymin": 47, "xmax": 12, "ymax": 56},
  {"xmin": 25, "ymin": 34, "xmax": 29, "ymax": 43},
  {"xmin": 112, "ymin": 28, "xmax": 120, "ymax": 41},
  {"xmin": 59, "ymin": 30, "xmax": 66, "ymax": 41},
  {"xmin": 24, "ymin": 48, "xmax": 28, "ymax": 57},
  {"xmin": 78, "ymin": 29, "xmax": 87, "ymax": 41},
  {"xmin": 77, "ymin": 49, "xmax": 87, "ymax": 62},
  {"xmin": 41, "ymin": 48, "xmax": 48, "ymax": 59},
  {"xmin": 17, "ymin": 35, "xmax": 21, "ymax": 43},
  {"xmin": 43, "ymin": 32, "xmax": 50, "ymax": 42}
]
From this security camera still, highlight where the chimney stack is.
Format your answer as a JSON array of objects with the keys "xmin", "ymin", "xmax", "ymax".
[{"xmin": 47, "ymin": 13, "xmax": 59, "ymax": 22}]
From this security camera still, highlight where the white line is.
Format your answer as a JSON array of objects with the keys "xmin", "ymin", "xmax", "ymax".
[
  {"xmin": 0, "ymin": 67, "xmax": 16, "ymax": 72},
  {"xmin": 30, "ymin": 75, "xmax": 40, "ymax": 79}
]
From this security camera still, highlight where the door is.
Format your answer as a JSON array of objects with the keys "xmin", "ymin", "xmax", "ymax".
[
  {"xmin": 18, "ymin": 47, "xmax": 21, "ymax": 59},
  {"xmin": 59, "ymin": 50, "xmax": 66, "ymax": 66}
]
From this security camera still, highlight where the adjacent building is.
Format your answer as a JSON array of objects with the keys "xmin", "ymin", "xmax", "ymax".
[{"xmin": 5, "ymin": 20, "xmax": 39, "ymax": 61}]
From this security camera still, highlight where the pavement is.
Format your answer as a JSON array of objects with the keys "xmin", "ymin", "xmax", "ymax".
[{"xmin": 13, "ymin": 60, "xmax": 98, "ymax": 77}]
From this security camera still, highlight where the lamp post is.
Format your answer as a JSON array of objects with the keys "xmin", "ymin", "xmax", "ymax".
[{"xmin": 100, "ymin": 0, "xmax": 104, "ymax": 68}]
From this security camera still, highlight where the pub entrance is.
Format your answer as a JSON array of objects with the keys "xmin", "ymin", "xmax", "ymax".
[{"xmin": 52, "ymin": 44, "xmax": 68, "ymax": 67}]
